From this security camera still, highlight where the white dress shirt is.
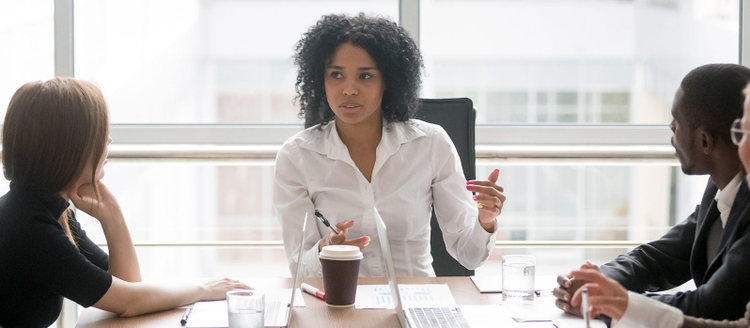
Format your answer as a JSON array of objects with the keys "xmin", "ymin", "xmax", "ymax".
[
  {"xmin": 715, "ymin": 172, "xmax": 744, "ymax": 227},
  {"xmin": 274, "ymin": 119, "xmax": 497, "ymax": 277},
  {"xmin": 614, "ymin": 292, "xmax": 684, "ymax": 328}
]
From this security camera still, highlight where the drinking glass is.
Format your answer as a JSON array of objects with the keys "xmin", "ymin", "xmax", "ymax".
[
  {"xmin": 502, "ymin": 255, "xmax": 536, "ymax": 301},
  {"xmin": 227, "ymin": 290, "xmax": 264, "ymax": 328}
]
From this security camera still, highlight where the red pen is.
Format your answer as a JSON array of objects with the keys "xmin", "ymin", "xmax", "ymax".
[{"xmin": 301, "ymin": 283, "xmax": 325, "ymax": 301}]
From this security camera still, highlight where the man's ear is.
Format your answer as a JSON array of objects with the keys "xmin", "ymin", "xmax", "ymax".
[{"xmin": 698, "ymin": 128, "xmax": 714, "ymax": 154}]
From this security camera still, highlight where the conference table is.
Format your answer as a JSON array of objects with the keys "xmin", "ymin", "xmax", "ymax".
[{"xmin": 76, "ymin": 276, "xmax": 603, "ymax": 327}]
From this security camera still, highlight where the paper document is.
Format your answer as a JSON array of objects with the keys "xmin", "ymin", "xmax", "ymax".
[
  {"xmin": 459, "ymin": 306, "xmax": 521, "ymax": 327},
  {"xmin": 470, "ymin": 275, "xmax": 558, "ymax": 294},
  {"xmin": 502, "ymin": 296, "xmax": 605, "ymax": 327},
  {"xmin": 186, "ymin": 288, "xmax": 305, "ymax": 328},
  {"xmin": 355, "ymin": 284, "xmax": 456, "ymax": 309}
]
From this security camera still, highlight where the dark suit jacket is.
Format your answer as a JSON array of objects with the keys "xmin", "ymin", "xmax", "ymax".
[{"xmin": 600, "ymin": 178, "xmax": 750, "ymax": 320}]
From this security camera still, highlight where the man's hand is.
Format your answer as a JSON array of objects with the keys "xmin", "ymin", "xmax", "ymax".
[{"xmin": 553, "ymin": 260, "xmax": 600, "ymax": 316}]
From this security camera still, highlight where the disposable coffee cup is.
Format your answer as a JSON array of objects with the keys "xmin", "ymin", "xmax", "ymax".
[{"xmin": 319, "ymin": 245, "xmax": 363, "ymax": 307}]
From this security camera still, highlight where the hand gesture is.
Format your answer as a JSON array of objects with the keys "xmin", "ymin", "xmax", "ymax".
[
  {"xmin": 569, "ymin": 269, "xmax": 628, "ymax": 322},
  {"xmin": 69, "ymin": 181, "xmax": 124, "ymax": 225},
  {"xmin": 467, "ymin": 169, "xmax": 506, "ymax": 229},
  {"xmin": 318, "ymin": 220, "xmax": 370, "ymax": 251},
  {"xmin": 553, "ymin": 260, "xmax": 599, "ymax": 316}
]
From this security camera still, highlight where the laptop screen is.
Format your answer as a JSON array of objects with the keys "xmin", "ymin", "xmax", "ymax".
[
  {"xmin": 373, "ymin": 207, "xmax": 408, "ymax": 328},
  {"xmin": 286, "ymin": 212, "xmax": 307, "ymax": 324}
]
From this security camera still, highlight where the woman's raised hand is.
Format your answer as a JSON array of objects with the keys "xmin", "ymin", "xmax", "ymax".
[
  {"xmin": 467, "ymin": 169, "xmax": 506, "ymax": 231},
  {"xmin": 318, "ymin": 220, "xmax": 370, "ymax": 251}
]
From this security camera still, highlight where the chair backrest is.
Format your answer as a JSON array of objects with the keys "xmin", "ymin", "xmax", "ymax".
[{"xmin": 416, "ymin": 98, "xmax": 476, "ymax": 276}]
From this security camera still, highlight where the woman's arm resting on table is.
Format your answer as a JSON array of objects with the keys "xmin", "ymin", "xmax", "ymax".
[{"xmin": 93, "ymin": 277, "xmax": 251, "ymax": 317}]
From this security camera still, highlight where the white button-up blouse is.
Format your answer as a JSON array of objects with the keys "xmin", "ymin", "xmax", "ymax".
[{"xmin": 274, "ymin": 119, "xmax": 497, "ymax": 277}]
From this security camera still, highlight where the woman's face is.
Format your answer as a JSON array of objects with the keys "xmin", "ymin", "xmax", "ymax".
[
  {"xmin": 740, "ymin": 97, "xmax": 750, "ymax": 174},
  {"xmin": 324, "ymin": 43, "xmax": 385, "ymax": 128}
]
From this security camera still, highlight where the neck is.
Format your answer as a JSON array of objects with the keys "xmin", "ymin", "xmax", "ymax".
[
  {"xmin": 335, "ymin": 117, "xmax": 383, "ymax": 151},
  {"xmin": 709, "ymin": 152, "xmax": 743, "ymax": 190}
]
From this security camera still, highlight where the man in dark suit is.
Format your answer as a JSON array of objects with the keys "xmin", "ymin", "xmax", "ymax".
[{"xmin": 554, "ymin": 63, "xmax": 750, "ymax": 321}]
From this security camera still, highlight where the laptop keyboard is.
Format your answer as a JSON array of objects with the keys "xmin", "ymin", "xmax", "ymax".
[
  {"xmin": 407, "ymin": 307, "xmax": 471, "ymax": 328},
  {"xmin": 264, "ymin": 301, "xmax": 284, "ymax": 325}
]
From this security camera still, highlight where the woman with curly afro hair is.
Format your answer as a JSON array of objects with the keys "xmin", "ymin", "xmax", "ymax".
[{"xmin": 274, "ymin": 13, "xmax": 506, "ymax": 278}]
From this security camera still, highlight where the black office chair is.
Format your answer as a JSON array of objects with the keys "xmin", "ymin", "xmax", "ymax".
[{"xmin": 416, "ymin": 98, "xmax": 477, "ymax": 277}]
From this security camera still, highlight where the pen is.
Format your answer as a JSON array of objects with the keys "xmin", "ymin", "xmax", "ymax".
[
  {"xmin": 180, "ymin": 306, "xmax": 193, "ymax": 325},
  {"xmin": 314, "ymin": 211, "xmax": 338, "ymax": 234},
  {"xmin": 582, "ymin": 288, "xmax": 590, "ymax": 328},
  {"xmin": 301, "ymin": 283, "xmax": 326, "ymax": 301}
]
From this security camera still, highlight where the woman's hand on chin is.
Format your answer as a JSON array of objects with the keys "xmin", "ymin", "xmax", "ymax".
[{"xmin": 69, "ymin": 181, "xmax": 124, "ymax": 225}]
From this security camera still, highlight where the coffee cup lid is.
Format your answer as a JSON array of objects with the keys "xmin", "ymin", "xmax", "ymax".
[{"xmin": 319, "ymin": 245, "xmax": 363, "ymax": 261}]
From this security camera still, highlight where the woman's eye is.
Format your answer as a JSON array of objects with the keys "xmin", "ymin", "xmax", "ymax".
[
  {"xmin": 330, "ymin": 72, "xmax": 343, "ymax": 79},
  {"xmin": 360, "ymin": 73, "xmax": 373, "ymax": 80}
]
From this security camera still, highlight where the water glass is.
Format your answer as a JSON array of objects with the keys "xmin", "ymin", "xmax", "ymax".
[
  {"xmin": 502, "ymin": 255, "xmax": 536, "ymax": 301},
  {"xmin": 227, "ymin": 290, "xmax": 264, "ymax": 328}
]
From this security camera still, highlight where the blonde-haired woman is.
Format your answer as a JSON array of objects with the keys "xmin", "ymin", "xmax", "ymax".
[
  {"xmin": 0, "ymin": 78, "xmax": 249, "ymax": 327},
  {"xmin": 565, "ymin": 85, "xmax": 750, "ymax": 328}
]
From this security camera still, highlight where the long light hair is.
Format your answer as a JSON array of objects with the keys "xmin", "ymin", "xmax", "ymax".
[{"xmin": 3, "ymin": 77, "xmax": 109, "ymax": 245}]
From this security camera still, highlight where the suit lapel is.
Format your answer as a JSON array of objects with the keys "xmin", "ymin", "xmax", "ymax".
[
  {"xmin": 706, "ymin": 179, "xmax": 750, "ymax": 277},
  {"xmin": 693, "ymin": 199, "xmax": 719, "ymax": 283},
  {"xmin": 691, "ymin": 181, "xmax": 719, "ymax": 285}
]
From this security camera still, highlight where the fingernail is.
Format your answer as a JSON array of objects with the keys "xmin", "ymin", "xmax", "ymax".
[
  {"xmin": 466, "ymin": 185, "xmax": 474, "ymax": 191},
  {"xmin": 564, "ymin": 294, "xmax": 569, "ymax": 301},
  {"xmin": 494, "ymin": 169, "xmax": 499, "ymax": 173},
  {"xmin": 363, "ymin": 236, "xmax": 370, "ymax": 247},
  {"xmin": 472, "ymin": 195, "xmax": 478, "ymax": 200},
  {"xmin": 477, "ymin": 204, "xmax": 483, "ymax": 209},
  {"xmin": 466, "ymin": 181, "xmax": 474, "ymax": 185}
]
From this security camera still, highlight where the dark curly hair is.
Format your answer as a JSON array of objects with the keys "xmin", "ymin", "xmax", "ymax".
[{"xmin": 294, "ymin": 13, "xmax": 423, "ymax": 128}]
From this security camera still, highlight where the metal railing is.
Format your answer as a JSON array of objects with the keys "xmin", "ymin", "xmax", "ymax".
[{"xmin": 97, "ymin": 240, "xmax": 647, "ymax": 249}]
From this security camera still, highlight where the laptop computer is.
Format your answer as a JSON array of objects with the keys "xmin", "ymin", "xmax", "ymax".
[
  {"xmin": 265, "ymin": 212, "xmax": 307, "ymax": 328},
  {"xmin": 372, "ymin": 208, "xmax": 510, "ymax": 328}
]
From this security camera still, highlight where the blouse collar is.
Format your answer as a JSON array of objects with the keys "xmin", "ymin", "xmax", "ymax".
[{"xmin": 299, "ymin": 118, "xmax": 428, "ymax": 163}]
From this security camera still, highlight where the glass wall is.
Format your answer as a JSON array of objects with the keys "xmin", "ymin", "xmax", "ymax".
[
  {"xmin": 73, "ymin": 0, "xmax": 399, "ymax": 123},
  {"xmin": 0, "ymin": 0, "xmax": 737, "ymax": 285},
  {"xmin": 63, "ymin": 162, "xmax": 707, "ymax": 280},
  {"xmin": 0, "ymin": 0, "xmax": 55, "ymax": 115},
  {"xmin": 421, "ymin": 0, "xmax": 739, "ymax": 124}
]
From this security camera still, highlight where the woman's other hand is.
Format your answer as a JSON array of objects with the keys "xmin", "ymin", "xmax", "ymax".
[
  {"xmin": 467, "ymin": 169, "xmax": 506, "ymax": 232},
  {"xmin": 318, "ymin": 220, "xmax": 370, "ymax": 251},
  {"xmin": 200, "ymin": 278, "xmax": 253, "ymax": 301}
]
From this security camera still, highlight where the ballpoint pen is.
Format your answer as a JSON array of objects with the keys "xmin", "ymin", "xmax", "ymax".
[
  {"xmin": 314, "ymin": 211, "xmax": 338, "ymax": 234},
  {"xmin": 180, "ymin": 306, "xmax": 193, "ymax": 325},
  {"xmin": 582, "ymin": 288, "xmax": 590, "ymax": 328}
]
